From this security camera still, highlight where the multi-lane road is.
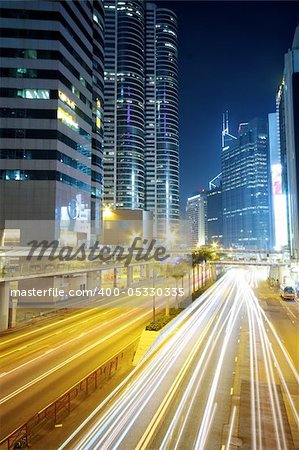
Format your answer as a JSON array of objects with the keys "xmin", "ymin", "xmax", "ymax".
[
  {"xmin": 58, "ymin": 268, "xmax": 299, "ymax": 450},
  {"xmin": 0, "ymin": 276, "xmax": 190, "ymax": 439}
]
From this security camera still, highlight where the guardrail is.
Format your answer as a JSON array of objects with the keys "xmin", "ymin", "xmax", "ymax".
[{"xmin": 0, "ymin": 340, "xmax": 137, "ymax": 450}]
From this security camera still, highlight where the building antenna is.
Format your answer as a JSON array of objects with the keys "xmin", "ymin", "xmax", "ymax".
[
  {"xmin": 222, "ymin": 110, "xmax": 229, "ymax": 147},
  {"xmin": 226, "ymin": 110, "xmax": 229, "ymax": 133}
]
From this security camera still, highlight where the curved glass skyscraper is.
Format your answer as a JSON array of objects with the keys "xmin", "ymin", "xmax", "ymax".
[
  {"xmin": 155, "ymin": 8, "xmax": 180, "ymax": 233},
  {"xmin": 104, "ymin": 1, "xmax": 180, "ymax": 236},
  {"xmin": 104, "ymin": 0, "xmax": 145, "ymax": 210}
]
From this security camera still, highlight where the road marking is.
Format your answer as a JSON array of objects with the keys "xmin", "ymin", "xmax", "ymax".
[
  {"xmin": 0, "ymin": 311, "xmax": 107, "ymax": 359},
  {"xmin": 0, "ymin": 308, "xmax": 135, "ymax": 378},
  {"xmin": 0, "ymin": 308, "xmax": 97, "ymax": 346},
  {"xmin": 230, "ymin": 387, "xmax": 234, "ymax": 395},
  {"xmin": 0, "ymin": 309, "xmax": 152, "ymax": 405}
]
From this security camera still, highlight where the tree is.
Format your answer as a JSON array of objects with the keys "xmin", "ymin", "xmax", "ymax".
[
  {"xmin": 166, "ymin": 260, "xmax": 189, "ymax": 311},
  {"xmin": 192, "ymin": 246, "xmax": 220, "ymax": 290}
]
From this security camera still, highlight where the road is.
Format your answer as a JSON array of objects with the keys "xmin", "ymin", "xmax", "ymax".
[
  {"xmin": 58, "ymin": 268, "xmax": 299, "ymax": 450},
  {"xmin": 0, "ymin": 276, "xmax": 191, "ymax": 439}
]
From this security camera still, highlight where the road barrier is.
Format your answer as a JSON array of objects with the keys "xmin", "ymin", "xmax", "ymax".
[{"xmin": 0, "ymin": 341, "xmax": 137, "ymax": 450}]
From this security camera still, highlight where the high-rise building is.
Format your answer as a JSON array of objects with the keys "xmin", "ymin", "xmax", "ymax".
[
  {"xmin": 0, "ymin": 0, "xmax": 105, "ymax": 245},
  {"xmin": 186, "ymin": 193, "xmax": 207, "ymax": 248},
  {"xmin": 222, "ymin": 115, "xmax": 271, "ymax": 250},
  {"xmin": 268, "ymin": 112, "xmax": 288, "ymax": 250},
  {"xmin": 277, "ymin": 27, "xmax": 299, "ymax": 259},
  {"xmin": 145, "ymin": 4, "xmax": 180, "ymax": 236},
  {"xmin": 207, "ymin": 174, "xmax": 223, "ymax": 245},
  {"xmin": 103, "ymin": 1, "xmax": 180, "ymax": 236},
  {"xmin": 103, "ymin": 0, "xmax": 145, "ymax": 210}
]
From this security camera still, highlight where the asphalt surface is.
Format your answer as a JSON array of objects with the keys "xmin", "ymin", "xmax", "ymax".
[
  {"xmin": 0, "ymin": 276, "xmax": 191, "ymax": 439},
  {"xmin": 57, "ymin": 268, "xmax": 299, "ymax": 450}
]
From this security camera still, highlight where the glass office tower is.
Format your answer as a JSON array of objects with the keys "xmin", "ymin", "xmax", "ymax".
[
  {"xmin": 186, "ymin": 193, "xmax": 207, "ymax": 248},
  {"xmin": 103, "ymin": 0, "xmax": 145, "ymax": 210},
  {"xmin": 277, "ymin": 27, "xmax": 299, "ymax": 260},
  {"xmin": 103, "ymin": 1, "xmax": 180, "ymax": 237},
  {"xmin": 268, "ymin": 112, "xmax": 288, "ymax": 250},
  {"xmin": 0, "ymin": 0, "xmax": 104, "ymax": 245},
  {"xmin": 145, "ymin": 5, "xmax": 180, "ymax": 236},
  {"xmin": 222, "ymin": 117, "xmax": 271, "ymax": 250}
]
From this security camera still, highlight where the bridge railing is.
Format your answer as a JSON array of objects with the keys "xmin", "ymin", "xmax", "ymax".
[{"xmin": 0, "ymin": 341, "xmax": 137, "ymax": 450}]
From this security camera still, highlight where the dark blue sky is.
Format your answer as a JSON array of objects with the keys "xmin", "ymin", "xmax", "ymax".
[{"xmin": 156, "ymin": 0, "xmax": 299, "ymax": 211}]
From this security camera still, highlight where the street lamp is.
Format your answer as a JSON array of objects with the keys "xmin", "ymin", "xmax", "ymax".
[
  {"xmin": 103, "ymin": 205, "xmax": 113, "ymax": 219},
  {"xmin": 102, "ymin": 205, "xmax": 114, "ymax": 245},
  {"xmin": 212, "ymin": 241, "xmax": 219, "ymax": 250}
]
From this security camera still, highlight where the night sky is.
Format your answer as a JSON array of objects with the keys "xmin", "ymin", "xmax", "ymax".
[{"xmin": 155, "ymin": 0, "xmax": 299, "ymax": 213}]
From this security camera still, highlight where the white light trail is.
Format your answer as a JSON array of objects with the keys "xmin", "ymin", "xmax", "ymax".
[{"xmin": 58, "ymin": 269, "xmax": 298, "ymax": 450}]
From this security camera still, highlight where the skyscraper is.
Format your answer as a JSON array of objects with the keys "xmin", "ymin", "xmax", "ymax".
[
  {"xmin": 145, "ymin": 4, "xmax": 180, "ymax": 236},
  {"xmin": 207, "ymin": 174, "xmax": 223, "ymax": 245},
  {"xmin": 277, "ymin": 26, "xmax": 299, "ymax": 260},
  {"xmin": 222, "ymin": 116, "xmax": 271, "ymax": 250},
  {"xmin": 186, "ymin": 193, "xmax": 207, "ymax": 248},
  {"xmin": 0, "ymin": 0, "xmax": 105, "ymax": 245},
  {"xmin": 103, "ymin": 1, "xmax": 180, "ymax": 236},
  {"xmin": 268, "ymin": 112, "xmax": 288, "ymax": 250},
  {"xmin": 103, "ymin": 0, "xmax": 145, "ymax": 210}
]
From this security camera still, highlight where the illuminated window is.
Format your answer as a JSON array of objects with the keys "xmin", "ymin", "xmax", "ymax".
[
  {"xmin": 72, "ymin": 85, "xmax": 80, "ymax": 98},
  {"xmin": 17, "ymin": 89, "xmax": 49, "ymax": 99},
  {"xmin": 96, "ymin": 98, "xmax": 101, "ymax": 129},
  {"xmin": 57, "ymin": 107, "xmax": 78, "ymax": 130},
  {"xmin": 58, "ymin": 91, "xmax": 75, "ymax": 109}
]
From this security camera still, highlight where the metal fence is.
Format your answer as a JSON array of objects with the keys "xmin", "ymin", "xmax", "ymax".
[{"xmin": 0, "ymin": 341, "xmax": 137, "ymax": 450}]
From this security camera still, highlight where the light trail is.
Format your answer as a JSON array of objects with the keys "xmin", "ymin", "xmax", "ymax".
[
  {"xmin": 194, "ymin": 286, "xmax": 243, "ymax": 450},
  {"xmin": 0, "ymin": 305, "xmax": 160, "ymax": 405},
  {"xmin": 58, "ymin": 269, "xmax": 298, "ymax": 450},
  {"xmin": 243, "ymin": 273, "xmax": 291, "ymax": 450},
  {"xmin": 226, "ymin": 405, "xmax": 237, "ymax": 450},
  {"xmin": 58, "ymin": 272, "xmax": 239, "ymax": 450},
  {"xmin": 78, "ymin": 280, "xmax": 230, "ymax": 450},
  {"xmin": 151, "ymin": 280, "xmax": 240, "ymax": 450}
]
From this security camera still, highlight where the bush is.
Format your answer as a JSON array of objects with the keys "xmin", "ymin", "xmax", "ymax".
[
  {"xmin": 192, "ymin": 280, "xmax": 214, "ymax": 301},
  {"xmin": 146, "ymin": 308, "xmax": 183, "ymax": 331}
]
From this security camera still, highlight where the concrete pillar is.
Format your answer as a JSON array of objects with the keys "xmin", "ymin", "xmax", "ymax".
[
  {"xmin": 87, "ymin": 271, "xmax": 96, "ymax": 290},
  {"xmin": 145, "ymin": 264, "xmax": 151, "ymax": 279},
  {"xmin": 113, "ymin": 268, "xmax": 118, "ymax": 288},
  {"xmin": 0, "ymin": 229, "xmax": 4, "ymax": 246},
  {"xmin": 140, "ymin": 264, "xmax": 146, "ymax": 278},
  {"xmin": 9, "ymin": 298, "xmax": 18, "ymax": 328},
  {"xmin": 127, "ymin": 266, "xmax": 133, "ymax": 288},
  {"xmin": 0, "ymin": 281, "xmax": 10, "ymax": 330}
]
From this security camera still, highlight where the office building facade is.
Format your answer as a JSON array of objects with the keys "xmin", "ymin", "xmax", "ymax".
[
  {"xmin": 103, "ymin": 0, "xmax": 145, "ymax": 210},
  {"xmin": 207, "ymin": 189, "xmax": 223, "ymax": 245},
  {"xmin": 0, "ymin": 0, "xmax": 105, "ymax": 245},
  {"xmin": 103, "ymin": 1, "xmax": 180, "ymax": 236},
  {"xmin": 268, "ymin": 112, "xmax": 288, "ymax": 250},
  {"xmin": 145, "ymin": 4, "xmax": 180, "ymax": 235},
  {"xmin": 222, "ymin": 117, "xmax": 271, "ymax": 250},
  {"xmin": 277, "ymin": 27, "xmax": 299, "ymax": 259},
  {"xmin": 186, "ymin": 193, "xmax": 207, "ymax": 248}
]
